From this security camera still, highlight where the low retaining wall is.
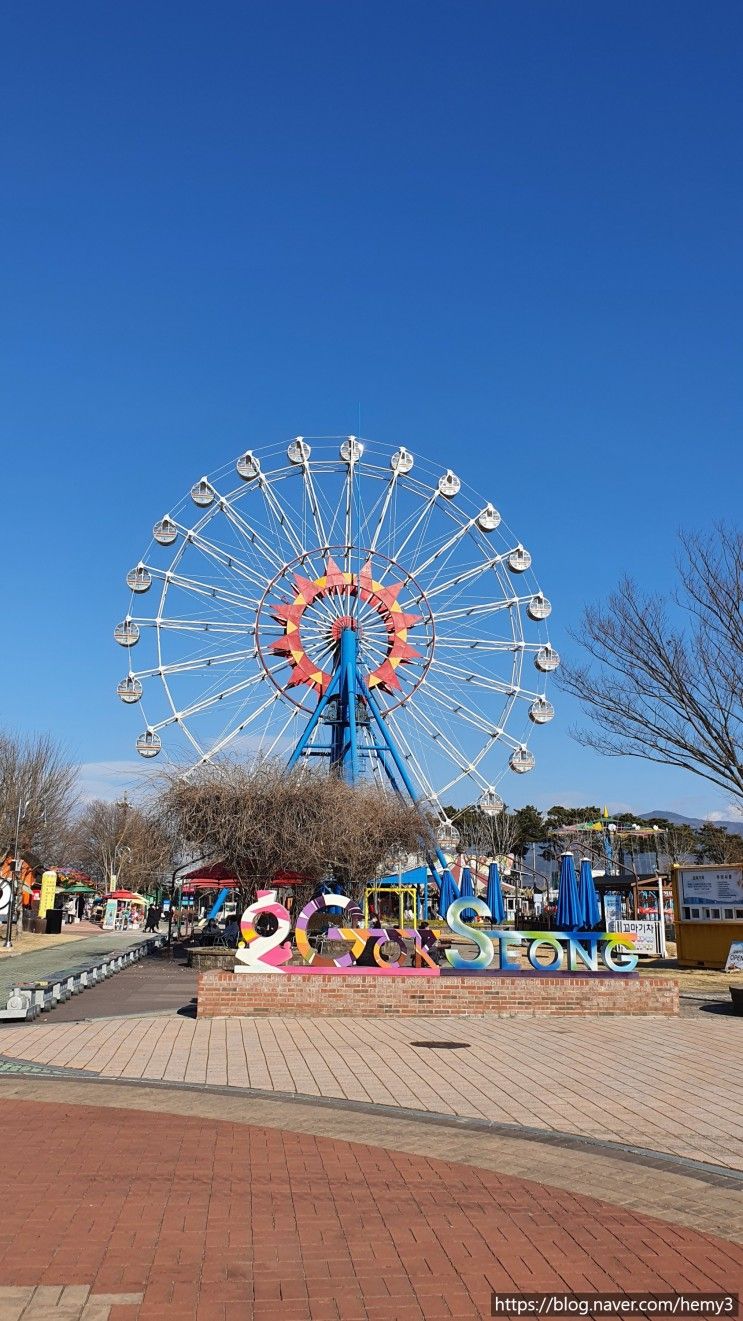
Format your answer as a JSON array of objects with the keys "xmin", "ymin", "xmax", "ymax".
[{"xmin": 197, "ymin": 970, "xmax": 679, "ymax": 1018}]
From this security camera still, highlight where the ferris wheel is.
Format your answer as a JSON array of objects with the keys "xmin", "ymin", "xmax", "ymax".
[{"xmin": 114, "ymin": 436, "xmax": 558, "ymax": 818}]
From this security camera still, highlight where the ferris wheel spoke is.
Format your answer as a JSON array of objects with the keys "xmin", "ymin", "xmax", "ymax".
[
  {"xmin": 343, "ymin": 449, "xmax": 363, "ymax": 579},
  {"xmin": 407, "ymin": 517, "xmax": 478, "ymax": 580},
  {"xmin": 215, "ymin": 496, "xmax": 287, "ymax": 573},
  {"xmin": 195, "ymin": 691, "xmax": 283, "ymax": 764},
  {"xmin": 432, "ymin": 657, "xmax": 540, "ymax": 700},
  {"xmin": 434, "ymin": 596, "xmax": 533, "ymax": 624},
  {"xmin": 386, "ymin": 493, "xmax": 439, "ymax": 571},
  {"xmin": 421, "ymin": 679, "xmax": 517, "ymax": 744},
  {"xmin": 434, "ymin": 637, "xmax": 538, "ymax": 652},
  {"xmin": 366, "ymin": 468, "xmax": 402, "ymax": 554},
  {"xmin": 404, "ymin": 702, "xmax": 495, "ymax": 787},
  {"xmin": 130, "ymin": 648, "xmax": 258, "ymax": 680},
  {"xmin": 175, "ymin": 526, "xmax": 269, "ymax": 592},
  {"xmin": 142, "ymin": 567, "xmax": 259, "ymax": 612},
  {"xmin": 148, "ymin": 670, "xmax": 275, "ymax": 732},
  {"xmin": 298, "ymin": 460, "xmax": 330, "ymax": 552},
  {"xmin": 255, "ymin": 705, "xmax": 303, "ymax": 761},
  {"xmin": 257, "ymin": 474, "xmax": 317, "ymax": 567},
  {"xmin": 412, "ymin": 553, "xmax": 515, "ymax": 605},
  {"xmin": 134, "ymin": 617, "xmax": 254, "ymax": 636}
]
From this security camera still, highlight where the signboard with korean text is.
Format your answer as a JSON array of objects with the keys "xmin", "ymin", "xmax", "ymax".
[
  {"xmin": 607, "ymin": 918, "xmax": 661, "ymax": 956},
  {"xmin": 679, "ymin": 867, "xmax": 743, "ymax": 910},
  {"xmin": 38, "ymin": 870, "xmax": 57, "ymax": 919}
]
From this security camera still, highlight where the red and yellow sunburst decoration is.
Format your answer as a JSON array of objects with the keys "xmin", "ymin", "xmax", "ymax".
[{"xmin": 269, "ymin": 556, "xmax": 422, "ymax": 696}]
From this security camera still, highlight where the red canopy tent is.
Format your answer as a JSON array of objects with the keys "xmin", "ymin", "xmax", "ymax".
[
  {"xmin": 182, "ymin": 863, "xmax": 238, "ymax": 885},
  {"xmin": 180, "ymin": 864, "xmax": 307, "ymax": 893}
]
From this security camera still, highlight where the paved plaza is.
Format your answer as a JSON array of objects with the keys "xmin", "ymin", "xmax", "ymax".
[
  {"xmin": 0, "ymin": 956, "xmax": 739, "ymax": 1317},
  {"xmin": 1, "ymin": 1010, "xmax": 741, "ymax": 1170},
  {"xmin": 0, "ymin": 1085, "xmax": 739, "ymax": 1320}
]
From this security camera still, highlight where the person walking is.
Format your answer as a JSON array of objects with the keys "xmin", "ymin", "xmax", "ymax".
[{"xmin": 144, "ymin": 904, "xmax": 160, "ymax": 933}]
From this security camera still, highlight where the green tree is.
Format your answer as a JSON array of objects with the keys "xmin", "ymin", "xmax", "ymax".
[
  {"xmin": 512, "ymin": 805, "xmax": 546, "ymax": 856},
  {"xmin": 693, "ymin": 822, "xmax": 743, "ymax": 865},
  {"xmin": 543, "ymin": 805, "xmax": 602, "ymax": 833}
]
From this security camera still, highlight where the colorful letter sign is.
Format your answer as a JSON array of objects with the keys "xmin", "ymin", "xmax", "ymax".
[{"xmin": 233, "ymin": 892, "xmax": 638, "ymax": 976}]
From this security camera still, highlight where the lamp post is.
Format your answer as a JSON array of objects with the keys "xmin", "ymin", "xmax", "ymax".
[
  {"xmin": 5, "ymin": 798, "xmax": 30, "ymax": 950},
  {"xmin": 167, "ymin": 857, "xmax": 208, "ymax": 956}
]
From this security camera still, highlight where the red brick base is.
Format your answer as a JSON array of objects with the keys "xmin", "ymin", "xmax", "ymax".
[{"xmin": 197, "ymin": 969, "xmax": 679, "ymax": 1017}]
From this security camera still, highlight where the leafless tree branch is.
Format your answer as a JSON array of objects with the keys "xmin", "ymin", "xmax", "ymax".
[
  {"xmin": 0, "ymin": 731, "xmax": 79, "ymax": 865},
  {"xmin": 559, "ymin": 526, "xmax": 743, "ymax": 805},
  {"xmin": 150, "ymin": 759, "xmax": 429, "ymax": 908}
]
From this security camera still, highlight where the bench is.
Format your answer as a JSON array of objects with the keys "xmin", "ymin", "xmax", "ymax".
[{"xmin": 0, "ymin": 935, "xmax": 165, "ymax": 1021}]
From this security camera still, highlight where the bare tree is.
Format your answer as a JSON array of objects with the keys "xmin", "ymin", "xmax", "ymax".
[
  {"xmin": 152, "ymin": 759, "xmax": 429, "ymax": 908},
  {"xmin": 457, "ymin": 806, "xmax": 518, "ymax": 863},
  {"xmin": 319, "ymin": 777, "xmax": 428, "ymax": 903},
  {"xmin": 0, "ymin": 731, "xmax": 78, "ymax": 865},
  {"xmin": 559, "ymin": 526, "xmax": 743, "ymax": 806},
  {"xmin": 657, "ymin": 823, "xmax": 697, "ymax": 868},
  {"xmin": 68, "ymin": 799, "xmax": 172, "ymax": 893}
]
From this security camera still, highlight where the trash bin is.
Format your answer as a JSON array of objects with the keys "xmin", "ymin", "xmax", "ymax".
[{"xmin": 45, "ymin": 909, "xmax": 63, "ymax": 935}]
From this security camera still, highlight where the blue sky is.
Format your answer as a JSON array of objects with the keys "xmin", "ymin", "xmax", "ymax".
[{"xmin": 1, "ymin": 1, "xmax": 741, "ymax": 818}]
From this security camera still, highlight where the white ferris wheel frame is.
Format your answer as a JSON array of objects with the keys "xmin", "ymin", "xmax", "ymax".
[{"xmin": 115, "ymin": 436, "xmax": 557, "ymax": 809}]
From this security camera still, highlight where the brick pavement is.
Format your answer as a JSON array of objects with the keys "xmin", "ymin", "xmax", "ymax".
[
  {"xmin": 1, "ymin": 1013, "xmax": 740, "ymax": 1169},
  {"xmin": 0, "ymin": 1097, "xmax": 740, "ymax": 1320},
  {"xmin": 0, "ymin": 1076, "xmax": 740, "ymax": 1244}
]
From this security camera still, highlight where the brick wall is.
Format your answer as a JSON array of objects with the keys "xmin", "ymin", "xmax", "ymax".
[{"xmin": 197, "ymin": 970, "xmax": 679, "ymax": 1017}]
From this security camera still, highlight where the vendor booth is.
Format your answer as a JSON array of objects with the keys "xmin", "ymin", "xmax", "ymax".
[{"xmin": 671, "ymin": 863, "xmax": 743, "ymax": 968}]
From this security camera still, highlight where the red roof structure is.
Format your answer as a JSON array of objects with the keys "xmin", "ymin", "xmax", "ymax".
[
  {"xmin": 180, "ymin": 864, "xmax": 307, "ymax": 891},
  {"xmin": 182, "ymin": 862, "xmax": 238, "ymax": 884}
]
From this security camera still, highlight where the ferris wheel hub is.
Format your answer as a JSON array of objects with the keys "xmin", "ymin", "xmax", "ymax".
[{"xmin": 257, "ymin": 549, "xmax": 433, "ymax": 707}]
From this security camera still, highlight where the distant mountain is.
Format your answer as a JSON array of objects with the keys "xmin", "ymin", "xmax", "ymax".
[{"xmin": 639, "ymin": 810, "xmax": 743, "ymax": 837}]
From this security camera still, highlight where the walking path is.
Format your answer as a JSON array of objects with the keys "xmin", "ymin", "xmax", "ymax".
[
  {"xmin": 1, "ymin": 1011, "xmax": 741, "ymax": 1171},
  {"xmin": 0, "ymin": 931, "xmax": 152, "ymax": 1004}
]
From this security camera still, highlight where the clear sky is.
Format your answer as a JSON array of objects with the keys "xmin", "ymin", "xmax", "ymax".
[{"xmin": 1, "ymin": 1, "xmax": 741, "ymax": 819}]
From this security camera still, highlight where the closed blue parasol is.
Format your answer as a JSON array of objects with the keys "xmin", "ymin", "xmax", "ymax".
[
  {"xmin": 459, "ymin": 866, "xmax": 476, "ymax": 920},
  {"xmin": 555, "ymin": 852, "xmax": 581, "ymax": 929},
  {"xmin": 438, "ymin": 868, "xmax": 460, "ymax": 920},
  {"xmin": 579, "ymin": 858, "xmax": 602, "ymax": 930},
  {"xmin": 485, "ymin": 861, "xmax": 505, "ymax": 924}
]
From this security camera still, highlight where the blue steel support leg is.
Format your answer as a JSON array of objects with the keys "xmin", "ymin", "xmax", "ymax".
[
  {"xmin": 287, "ymin": 668, "xmax": 340, "ymax": 769},
  {"xmin": 337, "ymin": 627, "xmax": 359, "ymax": 783},
  {"xmin": 345, "ymin": 660, "xmax": 359, "ymax": 782},
  {"xmin": 357, "ymin": 671, "xmax": 448, "ymax": 878}
]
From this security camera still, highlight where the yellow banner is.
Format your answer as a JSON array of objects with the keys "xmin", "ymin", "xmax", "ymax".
[{"xmin": 39, "ymin": 870, "xmax": 57, "ymax": 919}]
